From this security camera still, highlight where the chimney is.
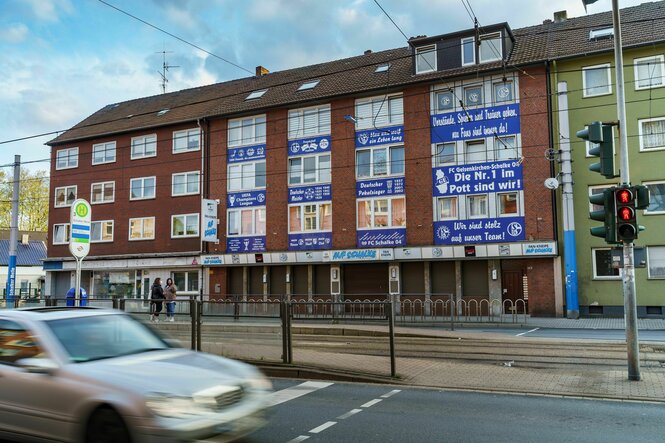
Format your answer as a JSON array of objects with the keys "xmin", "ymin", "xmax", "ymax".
[
  {"xmin": 364, "ymin": 49, "xmax": 372, "ymax": 55},
  {"xmin": 553, "ymin": 10, "xmax": 567, "ymax": 22},
  {"xmin": 255, "ymin": 65, "xmax": 269, "ymax": 76},
  {"xmin": 21, "ymin": 234, "xmax": 29, "ymax": 245}
]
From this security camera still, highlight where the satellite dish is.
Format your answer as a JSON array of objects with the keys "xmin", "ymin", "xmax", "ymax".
[{"xmin": 544, "ymin": 178, "xmax": 559, "ymax": 190}]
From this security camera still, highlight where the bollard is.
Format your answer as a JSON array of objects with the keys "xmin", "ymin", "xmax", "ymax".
[{"xmin": 388, "ymin": 301, "xmax": 396, "ymax": 377}]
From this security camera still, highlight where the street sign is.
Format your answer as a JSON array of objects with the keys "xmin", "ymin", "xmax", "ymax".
[{"xmin": 69, "ymin": 199, "xmax": 91, "ymax": 259}]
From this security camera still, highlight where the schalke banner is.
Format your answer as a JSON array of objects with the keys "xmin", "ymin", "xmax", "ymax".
[
  {"xmin": 228, "ymin": 143, "xmax": 266, "ymax": 163},
  {"xmin": 356, "ymin": 177, "xmax": 405, "ymax": 198},
  {"xmin": 432, "ymin": 160, "xmax": 523, "ymax": 197},
  {"xmin": 431, "ymin": 103, "xmax": 520, "ymax": 143},
  {"xmin": 288, "ymin": 184, "xmax": 331, "ymax": 203},
  {"xmin": 434, "ymin": 217, "xmax": 525, "ymax": 245},
  {"xmin": 355, "ymin": 125, "xmax": 404, "ymax": 148},
  {"xmin": 357, "ymin": 228, "xmax": 406, "ymax": 247},
  {"xmin": 227, "ymin": 236, "xmax": 266, "ymax": 253},
  {"xmin": 288, "ymin": 135, "xmax": 331, "ymax": 156},
  {"xmin": 227, "ymin": 190, "xmax": 266, "ymax": 208},
  {"xmin": 288, "ymin": 232, "xmax": 332, "ymax": 250}
]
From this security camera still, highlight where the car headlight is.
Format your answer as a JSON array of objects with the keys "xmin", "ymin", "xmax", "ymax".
[{"xmin": 145, "ymin": 394, "xmax": 214, "ymax": 418}]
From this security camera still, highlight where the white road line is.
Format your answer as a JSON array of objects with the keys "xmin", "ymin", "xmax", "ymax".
[
  {"xmin": 361, "ymin": 398, "xmax": 382, "ymax": 408},
  {"xmin": 516, "ymin": 327, "xmax": 540, "ymax": 337},
  {"xmin": 286, "ymin": 436, "xmax": 310, "ymax": 443},
  {"xmin": 309, "ymin": 421, "xmax": 337, "ymax": 434},
  {"xmin": 380, "ymin": 389, "xmax": 401, "ymax": 398},
  {"xmin": 337, "ymin": 408, "xmax": 363, "ymax": 419},
  {"xmin": 267, "ymin": 381, "xmax": 334, "ymax": 407}
]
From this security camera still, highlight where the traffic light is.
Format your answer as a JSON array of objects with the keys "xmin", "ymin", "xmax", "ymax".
[
  {"xmin": 615, "ymin": 187, "xmax": 638, "ymax": 242},
  {"xmin": 634, "ymin": 184, "xmax": 650, "ymax": 210},
  {"xmin": 577, "ymin": 122, "xmax": 617, "ymax": 179},
  {"xmin": 589, "ymin": 186, "xmax": 617, "ymax": 244}
]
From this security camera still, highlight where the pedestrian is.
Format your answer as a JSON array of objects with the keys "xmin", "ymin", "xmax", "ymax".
[
  {"xmin": 150, "ymin": 278, "xmax": 165, "ymax": 322},
  {"xmin": 165, "ymin": 277, "xmax": 177, "ymax": 322}
]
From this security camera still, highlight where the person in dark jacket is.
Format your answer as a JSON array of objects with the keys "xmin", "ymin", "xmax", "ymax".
[{"xmin": 150, "ymin": 278, "xmax": 165, "ymax": 322}]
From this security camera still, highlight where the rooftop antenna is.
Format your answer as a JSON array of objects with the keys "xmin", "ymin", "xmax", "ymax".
[{"xmin": 157, "ymin": 50, "xmax": 179, "ymax": 94}]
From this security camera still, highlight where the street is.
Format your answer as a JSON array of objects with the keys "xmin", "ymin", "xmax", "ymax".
[
  {"xmin": 243, "ymin": 379, "xmax": 665, "ymax": 443},
  {"xmin": 440, "ymin": 327, "xmax": 665, "ymax": 342}
]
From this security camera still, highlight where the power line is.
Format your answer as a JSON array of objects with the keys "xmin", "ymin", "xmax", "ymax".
[{"xmin": 373, "ymin": 0, "xmax": 409, "ymax": 41}]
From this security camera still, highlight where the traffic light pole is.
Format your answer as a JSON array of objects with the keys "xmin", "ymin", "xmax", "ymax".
[{"xmin": 611, "ymin": 0, "xmax": 640, "ymax": 381}]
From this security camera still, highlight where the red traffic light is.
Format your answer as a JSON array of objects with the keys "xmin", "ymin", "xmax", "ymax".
[
  {"xmin": 616, "ymin": 188, "xmax": 633, "ymax": 204},
  {"xmin": 617, "ymin": 206, "xmax": 634, "ymax": 221}
]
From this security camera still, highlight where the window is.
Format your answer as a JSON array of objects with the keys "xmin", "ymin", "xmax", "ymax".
[
  {"xmin": 172, "ymin": 171, "xmax": 200, "ymax": 196},
  {"xmin": 246, "ymin": 89, "xmax": 268, "ymax": 100},
  {"xmin": 464, "ymin": 85, "xmax": 483, "ymax": 107},
  {"xmin": 467, "ymin": 194, "xmax": 488, "ymax": 218},
  {"xmin": 479, "ymin": 32, "xmax": 502, "ymax": 63},
  {"xmin": 289, "ymin": 154, "xmax": 331, "ymax": 185},
  {"xmin": 464, "ymin": 140, "xmax": 486, "ymax": 163},
  {"xmin": 498, "ymin": 193, "xmax": 518, "ymax": 215},
  {"xmin": 588, "ymin": 185, "xmax": 613, "ymax": 212},
  {"xmin": 496, "ymin": 136, "xmax": 517, "ymax": 160},
  {"xmin": 493, "ymin": 81, "xmax": 514, "ymax": 103},
  {"xmin": 228, "ymin": 161, "xmax": 266, "ymax": 191},
  {"xmin": 227, "ymin": 208, "xmax": 266, "ymax": 236},
  {"xmin": 639, "ymin": 117, "xmax": 665, "ymax": 151},
  {"xmin": 172, "ymin": 271, "xmax": 199, "ymax": 292},
  {"xmin": 92, "ymin": 142, "xmax": 116, "ymax": 165},
  {"xmin": 434, "ymin": 142, "xmax": 456, "ymax": 166},
  {"xmin": 589, "ymin": 27, "xmax": 613, "ymax": 40},
  {"xmin": 130, "ymin": 177, "xmax": 156, "ymax": 200},
  {"xmin": 91, "ymin": 181, "xmax": 115, "ymax": 204},
  {"xmin": 288, "ymin": 105, "xmax": 331, "ymax": 139},
  {"xmin": 91, "ymin": 220, "xmax": 113, "ymax": 243},
  {"xmin": 0, "ymin": 320, "xmax": 45, "ymax": 365},
  {"xmin": 583, "ymin": 64, "xmax": 612, "ymax": 97},
  {"xmin": 634, "ymin": 55, "xmax": 664, "ymax": 90},
  {"xmin": 355, "ymin": 95, "xmax": 403, "ymax": 130},
  {"xmin": 415, "ymin": 45, "xmax": 436, "ymax": 73},
  {"xmin": 461, "ymin": 37, "xmax": 475, "ymax": 65},
  {"xmin": 375, "ymin": 64, "xmax": 391, "ymax": 73},
  {"xmin": 593, "ymin": 248, "xmax": 620, "ymax": 279},
  {"xmin": 54, "ymin": 185, "xmax": 77, "ymax": 208},
  {"xmin": 435, "ymin": 90, "xmax": 455, "ymax": 112},
  {"xmin": 53, "ymin": 223, "xmax": 70, "ymax": 245},
  {"xmin": 173, "ymin": 128, "xmax": 200, "ymax": 153},
  {"xmin": 171, "ymin": 213, "xmax": 199, "ymax": 238},
  {"xmin": 437, "ymin": 197, "xmax": 458, "ymax": 220},
  {"xmin": 228, "ymin": 115, "xmax": 266, "ymax": 147},
  {"xmin": 129, "ymin": 217, "xmax": 155, "ymax": 240},
  {"xmin": 56, "ymin": 147, "xmax": 78, "ymax": 170},
  {"xmin": 357, "ymin": 197, "xmax": 406, "ymax": 228},
  {"xmin": 289, "ymin": 203, "xmax": 332, "ymax": 232},
  {"xmin": 647, "ymin": 246, "xmax": 665, "ymax": 279},
  {"xmin": 644, "ymin": 182, "xmax": 665, "ymax": 214},
  {"xmin": 131, "ymin": 134, "xmax": 157, "ymax": 159},
  {"xmin": 356, "ymin": 145, "xmax": 404, "ymax": 178},
  {"xmin": 298, "ymin": 80, "xmax": 320, "ymax": 91}
]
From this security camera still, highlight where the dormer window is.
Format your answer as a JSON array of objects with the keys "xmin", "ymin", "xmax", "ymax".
[
  {"xmin": 479, "ymin": 32, "xmax": 502, "ymax": 63},
  {"xmin": 415, "ymin": 45, "xmax": 437, "ymax": 74},
  {"xmin": 246, "ymin": 89, "xmax": 267, "ymax": 100},
  {"xmin": 461, "ymin": 37, "xmax": 475, "ymax": 65}
]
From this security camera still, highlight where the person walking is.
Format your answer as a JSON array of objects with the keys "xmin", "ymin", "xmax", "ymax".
[
  {"xmin": 165, "ymin": 277, "xmax": 177, "ymax": 322},
  {"xmin": 150, "ymin": 278, "xmax": 165, "ymax": 322}
]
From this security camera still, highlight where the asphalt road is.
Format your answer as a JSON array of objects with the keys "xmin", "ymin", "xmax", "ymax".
[
  {"xmin": 241, "ymin": 379, "xmax": 665, "ymax": 443},
  {"xmin": 445, "ymin": 327, "xmax": 665, "ymax": 341}
]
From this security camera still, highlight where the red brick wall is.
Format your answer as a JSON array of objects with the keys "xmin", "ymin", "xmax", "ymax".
[
  {"xmin": 206, "ymin": 118, "xmax": 227, "ymax": 254},
  {"xmin": 266, "ymin": 109, "xmax": 288, "ymax": 250}
]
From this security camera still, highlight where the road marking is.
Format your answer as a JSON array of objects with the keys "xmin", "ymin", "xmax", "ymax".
[
  {"xmin": 361, "ymin": 398, "xmax": 382, "ymax": 408},
  {"xmin": 337, "ymin": 408, "xmax": 363, "ymax": 419},
  {"xmin": 267, "ymin": 381, "xmax": 333, "ymax": 407},
  {"xmin": 286, "ymin": 436, "xmax": 309, "ymax": 443},
  {"xmin": 516, "ymin": 327, "xmax": 540, "ymax": 336},
  {"xmin": 309, "ymin": 421, "xmax": 337, "ymax": 434},
  {"xmin": 381, "ymin": 389, "xmax": 401, "ymax": 398}
]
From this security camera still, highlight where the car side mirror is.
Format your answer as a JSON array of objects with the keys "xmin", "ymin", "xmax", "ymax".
[{"xmin": 15, "ymin": 358, "xmax": 59, "ymax": 375}]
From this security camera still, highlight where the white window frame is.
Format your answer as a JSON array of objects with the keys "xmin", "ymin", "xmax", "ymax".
[
  {"xmin": 461, "ymin": 36, "xmax": 475, "ymax": 66},
  {"xmin": 355, "ymin": 94, "xmax": 403, "ymax": 130},
  {"xmin": 171, "ymin": 270, "xmax": 200, "ymax": 293},
  {"xmin": 227, "ymin": 161, "xmax": 266, "ymax": 192},
  {"xmin": 129, "ymin": 176, "xmax": 156, "ymax": 201},
  {"xmin": 289, "ymin": 202, "xmax": 333, "ymax": 233},
  {"xmin": 52, "ymin": 223, "xmax": 70, "ymax": 245},
  {"xmin": 90, "ymin": 181, "xmax": 115, "ymax": 205},
  {"xmin": 496, "ymin": 136, "xmax": 518, "ymax": 161},
  {"xmin": 56, "ymin": 147, "xmax": 78, "ymax": 170},
  {"xmin": 478, "ymin": 32, "xmax": 502, "ymax": 63},
  {"xmin": 634, "ymin": 55, "xmax": 665, "ymax": 90},
  {"xmin": 463, "ymin": 84, "xmax": 483, "ymax": 107},
  {"xmin": 227, "ymin": 207, "xmax": 266, "ymax": 237},
  {"xmin": 173, "ymin": 128, "xmax": 201, "ymax": 153},
  {"xmin": 171, "ymin": 213, "xmax": 200, "ymax": 238},
  {"xmin": 638, "ymin": 116, "xmax": 665, "ymax": 152},
  {"xmin": 643, "ymin": 180, "xmax": 665, "ymax": 215},
  {"xmin": 497, "ymin": 192, "xmax": 519, "ymax": 216},
  {"xmin": 131, "ymin": 134, "xmax": 157, "ymax": 159},
  {"xmin": 54, "ymin": 185, "xmax": 77, "ymax": 208},
  {"xmin": 129, "ymin": 217, "xmax": 155, "ymax": 241},
  {"xmin": 356, "ymin": 197, "xmax": 406, "ymax": 229},
  {"xmin": 493, "ymin": 81, "xmax": 514, "ymax": 103},
  {"xmin": 415, "ymin": 44, "xmax": 437, "ymax": 74},
  {"xmin": 172, "ymin": 171, "xmax": 201, "ymax": 196},
  {"xmin": 582, "ymin": 63, "xmax": 612, "ymax": 98},
  {"xmin": 91, "ymin": 220, "xmax": 114, "ymax": 243},
  {"xmin": 466, "ymin": 194, "xmax": 488, "ymax": 219},
  {"xmin": 228, "ymin": 115, "xmax": 267, "ymax": 147},
  {"xmin": 288, "ymin": 153, "xmax": 331, "ymax": 186},
  {"xmin": 246, "ymin": 89, "xmax": 268, "ymax": 100},
  {"xmin": 464, "ymin": 139, "xmax": 486, "ymax": 163},
  {"xmin": 434, "ymin": 142, "xmax": 456, "ymax": 166},
  {"xmin": 592, "ymin": 248, "xmax": 621, "ymax": 280},
  {"xmin": 92, "ymin": 141, "xmax": 116, "ymax": 165},
  {"xmin": 436, "ymin": 196, "xmax": 459, "ymax": 221},
  {"xmin": 288, "ymin": 105, "xmax": 331, "ymax": 139},
  {"xmin": 298, "ymin": 80, "xmax": 320, "ymax": 91},
  {"xmin": 356, "ymin": 145, "xmax": 405, "ymax": 179},
  {"xmin": 647, "ymin": 246, "xmax": 665, "ymax": 279}
]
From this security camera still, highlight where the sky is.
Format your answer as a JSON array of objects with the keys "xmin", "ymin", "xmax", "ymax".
[{"xmin": 0, "ymin": 0, "xmax": 648, "ymax": 173}]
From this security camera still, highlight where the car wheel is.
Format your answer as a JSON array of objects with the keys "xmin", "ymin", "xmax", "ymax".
[{"xmin": 85, "ymin": 407, "xmax": 132, "ymax": 443}]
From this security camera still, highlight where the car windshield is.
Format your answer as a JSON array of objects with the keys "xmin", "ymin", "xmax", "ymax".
[{"xmin": 45, "ymin": 314, "xmax": 170, "ymax": 363}]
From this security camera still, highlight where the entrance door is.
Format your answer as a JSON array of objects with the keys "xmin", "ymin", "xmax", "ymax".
[{"xmin": 501, "ymin": 270, "xmax": 527, "ymax": 314}]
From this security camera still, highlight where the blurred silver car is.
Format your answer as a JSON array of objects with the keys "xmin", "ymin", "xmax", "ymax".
[{"xmin": 0, "ymin": 307, "xmax": 272, "ymax": 442}]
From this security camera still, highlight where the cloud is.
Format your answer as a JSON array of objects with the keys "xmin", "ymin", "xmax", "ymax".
[
  {"xmin": 20, "ymin": 0, "xmax": 73, "ymax": 22},
  {"xmin": 0, "ymin": 23, "xmax": 29, "ymax": 43}
]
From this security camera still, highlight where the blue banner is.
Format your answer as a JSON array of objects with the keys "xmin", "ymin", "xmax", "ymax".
[
  {"xmin": 432, "ymin": 160, "xmax": 523, "ymax": 196},
  {"xmin": 288, "ymin": 184, "xmax": 332, "ymax": 203},
  {"xmin": 227, "ymin": 190, "xmax": 266, "ymax": 208},
  {"xmin": 288, "ymin": 135, "xmax": 331, "ymax": 156},
  {"xmin": 227, "ymin": 236, "xmax": 266, "ymax": 253},
  {"xmin": 356, "ymin": 177, "xmax": 405, "ymax": 198},
  {"xmin": 288, "ymin": 232, "xmax": 332, "ymax": 250},
  {"xmin": 355, "ymin": 125, "xmax": 404, "ymax": 148},
  {"xmin": 228, "ymin": 144, "xmax": 266, "ymax": 163},
  {"xmin": 357, "ymin": 228, "xmax": 406, "ymax": 247},
  {"xmin": 430, "ymin": 103, "xmax": 520, "ymax": 143},
  {"xmin": 433, "ymin": 217, "xmax": 525, "ymax": 245}
]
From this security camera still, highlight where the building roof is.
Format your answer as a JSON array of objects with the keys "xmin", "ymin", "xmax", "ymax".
[
  {"xmin": 0, "ymin": 240, "xmax": 47, "ymax": 266},
  {"xmin": 49, "ymin": 1, "xmax": 665, "ymax": 146}
]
